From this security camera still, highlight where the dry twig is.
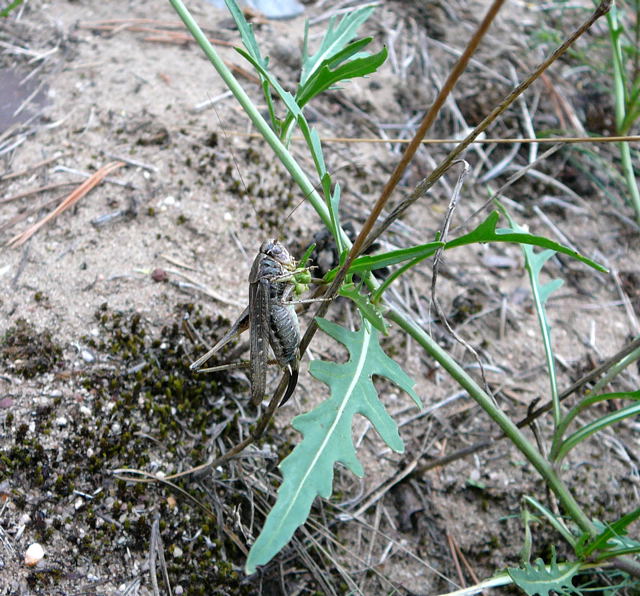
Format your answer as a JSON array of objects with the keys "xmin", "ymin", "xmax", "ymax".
[{"xmin": 6, "ymin": 161, "xmax": 125, "ymax": 247}]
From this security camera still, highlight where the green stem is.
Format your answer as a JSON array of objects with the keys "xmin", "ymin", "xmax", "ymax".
[
  {"xmin": 168, "ymin": 0, "xmax": 332, "ymax": 230},
  {"xmin": 590, "ymin": 339, "xmax": 640, "ymax": 394},
  {"xmin": 551, "ymin": 390, "xmax": 640, "ymax": 461},
  {"xmin": 605, "ymin": 7, "xmax": 640, "ymax": 222},
  {"xmin": 618, "ymin": 141, "xmax": 640, "ymax": 223},
  {"xmin": 387, "ymin": 306, "xmax": 597, "ymax": 537},
  {"xmin": 606, "ymin": 9, "xmax": 626, "ymax": 127},
  {"xmin": 522, "ymin": 496, "xmax": 577, "ymax": 547}
]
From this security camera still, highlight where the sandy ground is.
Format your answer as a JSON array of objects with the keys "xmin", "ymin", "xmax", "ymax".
[{"xmin": 1, "ymin": 0, "xmax": 640, "ymax": 594}]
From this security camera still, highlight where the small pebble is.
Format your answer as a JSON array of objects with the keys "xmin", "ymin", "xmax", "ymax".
[
  {"xmin": 55, "ymin": 417, "xmax": 68, "ymax": 427},
  {"xmin": 151, "ymin": 268, "xmax": 168, "ymax": 282},
  {"xmin": 24, "ymin": 543, "xmax": 44, "ymax": 567},
  {"xmin": 18, "ymin": 513, "xmax": 31, "ymax": 526},
  {"xmin": 81, "ymin": 350, "xmax": 95, "ymax": 363}
]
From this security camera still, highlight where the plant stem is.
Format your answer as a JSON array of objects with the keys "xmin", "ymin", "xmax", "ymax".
[
  {"xmin": 605, "ymin": 6, "xmax": 640, "ymax": 222},
  {"xmin": 618, "ymin": 142, "xmax": 640, "ymax": 222},
  {"xmin": 168, "ymin": 0, "xmax": 332, "ymax": 230},
  {"xmin": 590, "ymin": 338, "xmax": 640, "ymax": 393}
]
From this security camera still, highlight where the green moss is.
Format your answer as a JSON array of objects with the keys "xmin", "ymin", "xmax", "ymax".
[
  {"xmin": 0, "ymin": 318, "xmax": 63, "ymax": 378},
  {"xmin": 0, "ymin": 303, "xmax": 310, "ymax": 591}
]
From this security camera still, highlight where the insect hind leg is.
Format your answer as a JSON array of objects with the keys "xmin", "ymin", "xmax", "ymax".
[{"xmin": 189, "ymin": 306, "xmax": 250, "ymax": 371}]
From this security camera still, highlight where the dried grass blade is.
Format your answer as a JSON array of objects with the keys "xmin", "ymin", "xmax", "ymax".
[{"xmin": 6, "ymin": 160, "xmax": 124, "ymax": 247}]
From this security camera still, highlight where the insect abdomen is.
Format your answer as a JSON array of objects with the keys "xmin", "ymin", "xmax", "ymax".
[{"xmin": 269, "ymin": 303, "xmax": 300, "ymax": 365}]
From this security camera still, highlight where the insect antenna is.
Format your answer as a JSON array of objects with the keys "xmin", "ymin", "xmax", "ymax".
[{"xmin": 213, "ymin": 104, "xmax": 264, "ymax": 229}]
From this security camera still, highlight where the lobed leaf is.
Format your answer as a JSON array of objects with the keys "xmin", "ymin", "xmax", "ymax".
[
  {"xmin": 508, "ymin": 549, "xmax": 580, "ymax": 595},
  {"xmin": 245, "ymin": 317, "xmax": 419, "ymax": 573}
]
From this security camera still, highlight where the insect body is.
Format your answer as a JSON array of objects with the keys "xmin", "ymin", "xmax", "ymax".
[
  {"xmin": 190, "ymin": 239, "xmax": 301, "ymax": 406},
  {"xmin": 248, "ymin": 239, "xmax": 300, "ymax": 405}
]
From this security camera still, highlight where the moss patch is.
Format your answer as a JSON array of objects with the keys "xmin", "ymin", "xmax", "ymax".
[{"xmin": 0, "ymin": 318, "xmax": 63, "ymax": 378}]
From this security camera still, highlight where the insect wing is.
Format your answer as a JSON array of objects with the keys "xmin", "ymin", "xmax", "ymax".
[{"xmin": 249, "ymin": 268, "xmax": 270, "ymax": 406}]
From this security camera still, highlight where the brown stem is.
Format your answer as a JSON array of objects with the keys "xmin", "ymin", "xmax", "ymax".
[
  {"xmin": 299, "ymin": 0, "xmax": 507, "ymax": 354},
  {"xmin": 365, "ymin": 0, "xmax": 612, "ymax": 252}
]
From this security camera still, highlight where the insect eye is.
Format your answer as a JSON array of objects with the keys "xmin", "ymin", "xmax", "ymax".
[
  {"xmin": 260, "ymin": 239, "xmax": 277, "ymax": 255},
  {"xmin": 268, "ymin": 243, "xmax": 285, "ymax": 258}
]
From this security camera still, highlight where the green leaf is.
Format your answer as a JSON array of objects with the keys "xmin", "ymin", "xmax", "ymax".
[
  {"xmin": 445, "ymin": 211, "xmax": 607, "ymax": 272},
  {"xmin": 327, "ymin": 210, "xmax": 606, "ymax": 284},
  {"xmin": 1, "ymin": 0, "xmax": 24, "ymax": 18},
  {"xmin": 325, "ymin": 241, "xmax": 445, "ymax": 280},
  {"xmin": 580, "ymin": 508, "xmax": 640, "ymax": 559},
  {"xmin": 521, "ymin": 496, "xmax": 578, "ymax": 548},
  {"xmin": 234, "ymin": 47, "xmax": 301, "ymax": 118},
  {"xmin": 296, "ymin": 46, "xmax": 387, "ymax": 106},
  {"xmin": 328, "ymin": 182, "xmax": 343, "ymax": 253},
  {"xmin": 523, "ymin": 244, "xmax": 563, "ymax": 419},
  {"xmin": 245, "ymin": 317, "xmax": 420, "ymax": 573},
  {"xmin": 297, "ymin": 117, "xmax": 327, "ymax": 179},
  {"xmin": 297, "ymin": 242, "xmax": 316, "ymax": 269},
  {"xmin": 338, "ymin": 283, "xmax": 387, "ymax": 333},
  {"xmin": 296, "ymin": 46, "xmax": 388, "ymax": 108},
  {"xmin": 223, "ymin": 0, "xmax": 268, "ymax": 70},
  {"xmin": 555, "ymin": 399, "xmax": 640, "ymax": 461},
  {"xmin": 500, "ymin": 209, "xmax": 567, "ymax": 430},
  {"xmin": 301, "ymin": 5, "xmax": 377, "ymax": 85},
  {"xmin": 558, "ymin": 390, "xmax": 640, "ymax": 452},
  {"xmin": 507, "ymin": 549, "xmax": 580, "ymax": 595}
]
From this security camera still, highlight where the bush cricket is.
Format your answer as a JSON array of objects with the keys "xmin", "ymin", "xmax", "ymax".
[{"xmin": 190, "ymin": 239, "xmax": 313, "ymax": 406}]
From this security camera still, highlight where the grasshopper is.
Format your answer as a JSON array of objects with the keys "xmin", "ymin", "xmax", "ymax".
[{"xmin": 190, "ymin": 239, "xmax": 310, "ymax": 406}]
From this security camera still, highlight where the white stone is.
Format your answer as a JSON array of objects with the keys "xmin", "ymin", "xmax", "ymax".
[
  {"xmin": 24, "ymin": 543, "xmax": 44, "ymax": 566},
  {"xmin": 81, "ymin": 350, "xmax": 95, "ymax": 363}
]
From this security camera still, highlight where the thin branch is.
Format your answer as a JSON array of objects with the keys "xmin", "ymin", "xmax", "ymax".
[{"xmin": 6, "ymin": 161, "xmax": 125, "ymax": 247}]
